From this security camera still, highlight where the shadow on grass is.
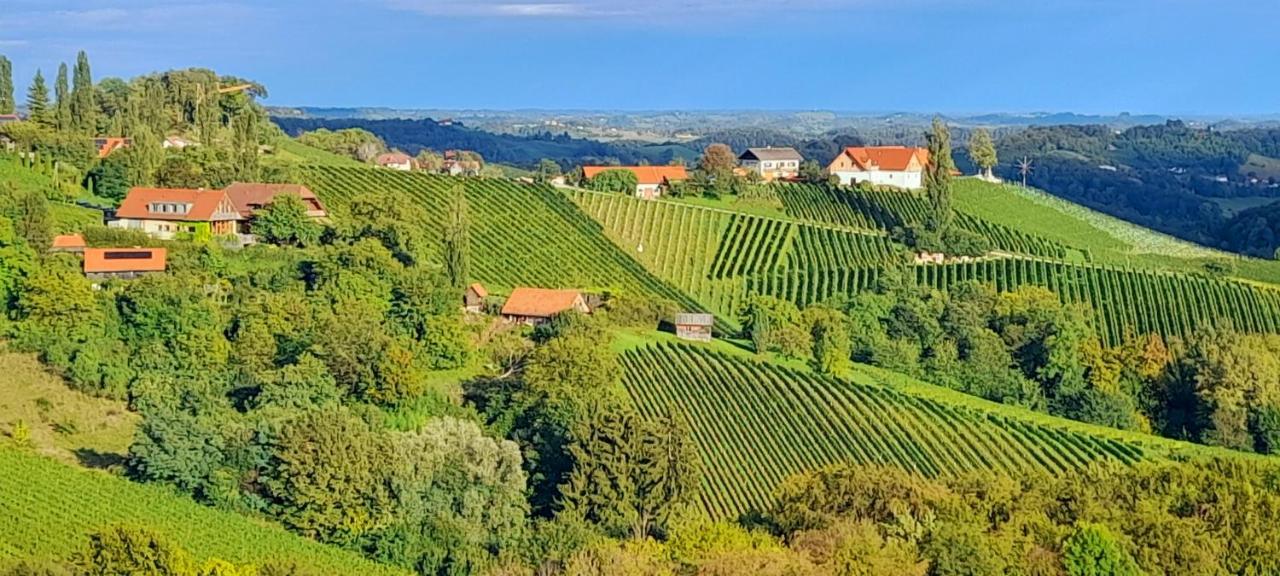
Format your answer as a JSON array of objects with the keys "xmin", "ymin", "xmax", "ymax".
[{"xmin": 74, "ymin": 448, "xmax": 128, "ymax": 471}]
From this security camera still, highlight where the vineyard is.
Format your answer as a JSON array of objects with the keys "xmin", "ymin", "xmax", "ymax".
[
  {"xmin": 0, "ymin": 449, "xmax": 404, "ymax": 573},
  {"xmin": 774, "ymin": 182, "xmax": 1074, "ymax": 260},
  {"xmin": 299, "ymin": 167, "xmax": 705, "ymax": 312},
  {"xmin": 621, "ymin": 343, "xmax": 1149, "ymax": 519}
]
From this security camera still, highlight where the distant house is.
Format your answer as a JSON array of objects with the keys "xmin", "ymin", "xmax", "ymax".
[
  {"xmin": 738, "ymin": 147, "xmax": 803, "ymax": 181},
  {"xmin": 827, "ymin": 146, "xmax": 929, "ymax": 189},
  {"xmin": 674, "ymin": 313, "xmax": 714, "ymax": 342},
  {"xmin": 163, "ymin": 136, "xmax": 196, "ymax": 150},
  {"xmin": 83, "ymin": 247, "xmax": 167, "ymax": 280},
  {"xmin": 441, "ymin": 151, "xmax": 481, "ymax": 176},
  {"xmin": 222, "ymin": 182, "xmax": 328, "ymax": 235},
  {"xmin": 464, "ymin": 283, "xmax": 488, "ymax": 314},
  {"xmin": 108, "ymin": 187, "xmax": 242, "ymax": 239},
  {"xmin": 0, "ymin": 114, "xmax": 20, "ymax": 125},
  {"xmin": 581, "ymin": 166, "xmax": 689, "ymax": 200},
  {"xmin": 376, "ymin": 152, "xmax": 414, "ymax": 171},
  {"xmin": 50, "ymin": 234, "xmax": 86, "ymax": 253},
  {"xmin": 501, "ymin": 287, "xmax": 589, "ymax": 326},
  {"xmin": 94, "ymin": 137, "xmax": 132, "ymax": 159}
]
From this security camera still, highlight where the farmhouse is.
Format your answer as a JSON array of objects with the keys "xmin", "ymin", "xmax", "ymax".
[
  {"xmin": 464, "ymin": 283, "xmax": 488, "ymax": 314},
  {"xmin": 223, "ymin": 182, "xmax": 329, "ymax": 234},
  {"xmin": 827, "ymin": 146, "xmax": 930, "ymax": 189},
  {"xmin": 163, "ymin": 135, "xmax": 196, "ymax": 150},
  {"xmin": 581, "ymin": 166, "xmax": 689, "ymax": 200},
  {"xmin": 50, "ymin": 234, "xmax": 86, "ymax": 253},
  {"xmin": 501, "ymin": 287, "xmax": 589, "ymax": 326},
  {"xmin": 94, "ymin": 137, "xmax": 132, "ymax": 159},
  {"xmin": 83, "ymin": 247, "xmax": 167, "ymax": 280},
  {"xmin": 376, "ymin": 152, "xmax": 414, "ymax": 171},
  {"xmin": 108, "ymin": 187, "xmax": 242, "ymax": 239},
  {"xmin": 674, "ymin": 313, "xmax": 714, "ymax": 342},
  {"xmin": 738, "ymin": 147, "xmax": 803, "ymax": 181}
]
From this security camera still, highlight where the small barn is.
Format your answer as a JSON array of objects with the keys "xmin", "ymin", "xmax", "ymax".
[
  {"xmin": 674, "ymin": 313, "xmax": 714, "ymax": 342},
  {"xmin": 50, "ymin": 234, "xmax": 86, "ymax": 253},
  {"xmin": 501, "ymin": 287, "xmax": 589, "ymax": 326},
  {"xmin": 83, "ymin": 247, "xmax": 167, "ymax": 281},
  {"xmin": 464, "ymin": 283, "xmax": 488, "ymax": 314}
]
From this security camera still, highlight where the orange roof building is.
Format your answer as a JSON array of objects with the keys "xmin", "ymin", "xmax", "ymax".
[
  {"xmin": 222, "ymin": 182, "xmax": 328, "ymax": 221},
  {"xmin": 376, "ymin": 152, "xmax": 414, "ymax": 171},
  {"xmin": 50, "ymin": 233, "xmax": 86, "ymax": 252},
  {"xmin": 501, "ymin": 288, "xmax": 589, "ymax": 325},
  {"xmin": 827, "ymin": 146, "xmax": 930, "ymax": 190},
  {"xmin": 94, "ymin": 137, "xmax": 132, "ymax": 159},
  {"xmin": 581, "ymin": 166, "xmax": 688, "ymax": 200},
  {"xmin": 109, "ymin": 187, "xmax": 241, "ymax": 239},
  {"xmin": 83, "ymin": 247, "xmax": 167, "ymax": 279}
]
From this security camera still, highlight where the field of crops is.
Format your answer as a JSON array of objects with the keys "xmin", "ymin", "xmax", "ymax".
[
  {"xmin": 0, "ymin": 449, "xmax": 403, "ymax": 573},
  {"xmin": 775, "ymin": 182, "xmax": 1072, "ymax": 259},
  {"xmin": 621, "ymin": 343, "xmax": 1147, "ymax": 519},
  {"xmin": 300, "ymin": 167, "xmax": 704, "ymax": 312}
]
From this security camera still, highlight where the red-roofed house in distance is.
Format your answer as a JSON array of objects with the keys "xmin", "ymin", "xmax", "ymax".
[
  {"xmin": 222, "ymin": 182, "xmax": 329, "ymax": 236},
  {"xmin": 94, "ymin": 137, "xmax": 132, "ymax": 159},
  {"xmin": 50, "ymin": 234, "xmax": 86, "ymax": 253},
  {"xmin": 501, "ymin": 287, "xmax": 589, "ymax": 326},
  {"xmin": 464, "ymin": 283, "xmax": 488, "ymax": 314},
  {"xmin": 108, "ymin": 187, "xmax": 241, "ymax": 240},
  {"xmin": 376, "ymin": 152, "xmax": 414, "ymax": 171},
  {"xmin": 581, "ymin": 166, "xmax": 689, "ymax": 200},
  {"xmin": 83, "ymin": 247, "xmax": 167, "ymax": 281},
  {"xmin": 827, "ymin": 146, "xmax": 930, "ymax": 190}
]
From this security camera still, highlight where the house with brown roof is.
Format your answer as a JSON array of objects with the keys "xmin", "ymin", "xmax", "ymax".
[
  {"xmin": 501, "ymin": 287, "xmax": 589, "ymax": 326},
  {"xmin": 581, "ymin": 166, "xmax": 689, "ymax": 200},
  {"xmin": 376, "ymin": 152, "xmax": 414, "ymax": 171},
  {"xmin": 222, "ymin": 182, "xmax": 329, "ymax": 234},
  {"xmin": 83, "ymin": 247, "xmax": 167, "ymax": 280},
  {"xmin": 108, "ymin": 187, "xmax": 242, "ymax": 240},
  {"xmin": 738, "ymin": 147, "xmax": 803, "ymax": 181},
  {"xmin": 827, "ymin": 146, "xmax": 930, "ymax": 190},
  {"xmin": 464, "ymin": 283, "xmax": 489, "ymax": 314},
  {"xmin": 674, "ymin": 313, "xmax": 715, "ymax": 342},
  {"xmin": 50, "ymin": 234, "xmax": 86, "ymax": 253}
]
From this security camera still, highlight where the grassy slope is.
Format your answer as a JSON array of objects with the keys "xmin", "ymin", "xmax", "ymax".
[
  {"xmin": 0, "ymin": 156, "xmax": 104, "ymax": 232},
  {"xmin": 0, "ymin": 352, "xmax": 137, "ymax": 469},
  {"xmin": 0, "ymin": 448, "xmax": 407, "ymax": 574},
  {"xmin": 952, "ymin": 178, "xmax": 1280, "ymax": 286}
]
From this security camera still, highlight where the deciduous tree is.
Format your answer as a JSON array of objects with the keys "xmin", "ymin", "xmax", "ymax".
[{"xmin": 968, "ymin": 127, "xmax": 998, "ymax": 179}]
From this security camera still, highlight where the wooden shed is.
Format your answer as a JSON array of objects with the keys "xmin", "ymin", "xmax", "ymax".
[{"xmin": 674, "ymin": 313, "xmax": 714, "ymax": 342}]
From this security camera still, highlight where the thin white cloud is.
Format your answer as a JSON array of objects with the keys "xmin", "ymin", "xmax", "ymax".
[
  {"xmin": 0, "ymin": 40, "xmax": 30, "ymax": 47},
  {"xmin": 385, "ymin": 0, "xmax": 917, "ymax": 18}
]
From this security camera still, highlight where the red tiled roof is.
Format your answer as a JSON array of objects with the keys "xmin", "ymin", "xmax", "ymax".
[
  {"xmin": 83, "ymin": 247, "xmax": 167, "ymax": 274},
  {"xmin": 837, "ymin": 146, "xmax": 930, "ymax": 172},
  {"xmin": 377, "ymin": 152, "xmax": 412, "ymax": 165},
  {"xmin": 582, "ymin": 166, "xmax": 689, "ymax": 186},
  {"xmin": 51, "ymin": 234, "xmax": 85, "ymax": 249},
  {"xmin": 222, "ymin": 182, "xmax": 327, "ymax": 219},
  {"xmin": 95, "ymin": 137, "xmax": 130, "ymax": 159},
  {"xmin": 501, "ymin": 288, "xmax": 584, "ymax": 319},
  {"xmin": 468, "ymin": 283, "xmax": 489, "ymax": 299},
  {"xmin": 115, "ymin": 188, "xmax": 241, "ymax": 222}
]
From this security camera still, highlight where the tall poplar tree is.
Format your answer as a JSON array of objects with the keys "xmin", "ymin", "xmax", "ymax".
[
  {"xmin": 25, "ymin": 70, "xmax": 50, "ymax": 126},
  {"xmin": 0, "ymin": 56, "xmax": 14, "ymax": 115},
  {"xmin": 924, "ymin": 117, "xmax": 956, "ymax": 235},
  {"xmin": 443, "ymin": 185, "xmax": 470, "ymax": 291},
  {"xmin": 71, "ymin": 50, "xmax": 94, "ymax": 133},
  {"xmin": 54, "ymin": 62, "xmax": 72, "ymax": 131}
]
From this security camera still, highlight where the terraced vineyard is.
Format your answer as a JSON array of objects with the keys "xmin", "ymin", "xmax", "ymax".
[
  {"xmin": 756, "ymin": 256, "xmax": 1280, "ymax": 346},
  {"xmin": 300, "ymin": 167, "xmax": 704, "ymax": 312},
  {"xmin": 775, "ymin": 182, "xmax": 1072, "ymax": 259},
  {"xmin": 570, "ymin": 190, "xmax": 904, "ymax": 323},
  {"xmin": 0, "ymin": 449, "xmax": 403, "ymax": 573},
  {"xmin": 621, "ymin": 343, "xmax": 1148, "ymax": 519}
]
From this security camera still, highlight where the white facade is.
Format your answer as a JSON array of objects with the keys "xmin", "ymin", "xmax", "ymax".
[
  {"xmin": 107, "ymin": 218, "xmax": 198, "ymax": 240},
  {"xmin": 832, "ymin": 169, "xmax": 924, "ymax": 190},
  {"xmin": 381, "ymin": 160, "xmax": 413, "ymax": 171},
  {"xmin": 635, "ymin": 183, "xmax": 662, "ymax": 200},
  {"xmin": 740, "ymin": 158, "xmax": 800, "ymax": 179}
]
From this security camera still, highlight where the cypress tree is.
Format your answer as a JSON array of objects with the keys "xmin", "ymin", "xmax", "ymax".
[
  {"xmin": 54, "ymin": 62, "xmax": 71, "ymax": 131},
  {"xmin": 0, "ymin": 55, "xmax": 13, "ymax": 115},
  {"xmin": 443, "ymin": 185, "xmax": 470, "ymax": 291},
  {"xmin": 71, "ymin": 50, "xmax": 94, "ymax": 134},
  {"xmin": 924, "ymin": 116, "xmax": 956, "ymax": 235},
  {"xmin": 25, "ymin": 70, "xmax": 50, "ymax": 127}
]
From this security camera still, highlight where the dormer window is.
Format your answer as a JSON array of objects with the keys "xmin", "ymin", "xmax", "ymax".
[{"xmin": 148, "ymin": 202, "xmax": 190, "ymax": 215}]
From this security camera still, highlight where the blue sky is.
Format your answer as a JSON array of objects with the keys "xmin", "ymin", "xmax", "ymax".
[{"xmin": 1, "ymin": 0, "xmax": 1277, "ymax": 114}]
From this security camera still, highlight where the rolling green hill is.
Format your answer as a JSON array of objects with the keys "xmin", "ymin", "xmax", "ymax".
[
  {"xmin": 619, "ymin": 341, "xmax": 1248, "ymax": 520},
  {"xmin": 0, "ymin": 448, "xmax": 405, "ymax": 574}
]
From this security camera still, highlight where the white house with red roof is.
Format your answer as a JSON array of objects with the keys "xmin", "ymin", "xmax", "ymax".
[
  {"xmin": 376, "ymin": 152, "xmax": 414, "ymax": 171},
  {"xmin": 827, "ymin": 146, "xmax": 930, "ymax": 189},
  {"xmin": 222, "ymin": 182, "xmax": 328, "ymax": 235},
  {"xmin": 581, "ymin": 166, "xmax": 689, "ymax": 200},
  {"xmin": 108, "ymin": 187, "xmax": 242, "ymax": 239}
]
